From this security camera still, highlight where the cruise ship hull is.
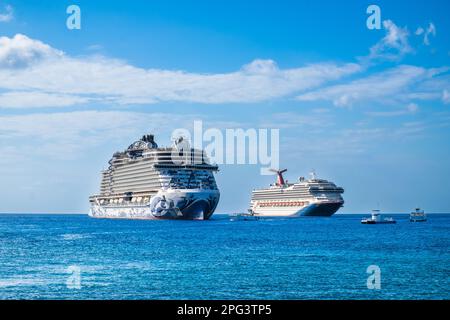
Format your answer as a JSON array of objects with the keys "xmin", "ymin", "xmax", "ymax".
[
  {"xmin": 300, "ymin": 202, "xmax": 343, "ymax": 216},
  {"xmin": 89, "ymin": 189, "xmax": 220, "ymax": 220},
  {"xmin": 252, "ymin": 201, "xmax": 343, "ymax": 218}
]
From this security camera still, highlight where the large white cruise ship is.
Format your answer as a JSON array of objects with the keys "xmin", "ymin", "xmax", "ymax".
[
  {"xmin": 89, "ymin": 134, "xmax": 220, "ymax": 220},
  {"xmin": 249, "ymin": 169, "xmax": 344, "ymax": 217}
]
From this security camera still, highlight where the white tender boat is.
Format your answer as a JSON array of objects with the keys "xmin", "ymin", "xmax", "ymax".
[
  {"xmin": 410, "ymin": 208, "xmax": 427, "ymax": 222},
  {"xmin": 230, "ymin": 212, "xmax": 259, "ymax": 221},
  {"xmin": 361, "ymin": 210, "xmax": 396, "ymax": 224}
]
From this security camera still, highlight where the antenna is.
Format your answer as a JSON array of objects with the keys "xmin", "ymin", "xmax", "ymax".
[
  {"xmin": 269, "ymin": 168, "xmax": 287, "ymax": 186},
  {"xmin": 172, "ymin": 135, "xmax": 191, "ymax": 150}
]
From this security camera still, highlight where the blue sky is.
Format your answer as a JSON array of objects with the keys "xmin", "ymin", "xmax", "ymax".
[{"xmin": 0, "ymin": 0, "xmax": 449, "ymax": 213}]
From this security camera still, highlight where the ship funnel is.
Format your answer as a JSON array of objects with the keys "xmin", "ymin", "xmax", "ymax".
[{"xmin": 269, "ymin": 168, "xmax": 287, "ymax": 186}]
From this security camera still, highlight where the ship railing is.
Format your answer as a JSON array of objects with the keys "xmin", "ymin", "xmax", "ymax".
[{"xmin": 100, "ymin": 201, "xmax": 149, "ymax": 207}]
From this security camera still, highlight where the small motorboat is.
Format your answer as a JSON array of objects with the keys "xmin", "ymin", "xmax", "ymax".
[
  {"xmin": 230, "ymin": 211, "xmax": 259, "ymax": 221},
  {"xmin": 410, "ymin": 208, "xmax": 427, "ymax": 222},
  {"xmin": 361, "ymin": 209, "xmax": 396, "ymax": 224}
]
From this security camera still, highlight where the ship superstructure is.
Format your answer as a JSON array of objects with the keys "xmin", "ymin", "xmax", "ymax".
[
  {"xmin": 410, "ymin": 208, "xmax": 427, "ymax": 222},
  {"xmin": 89, "ymin": 134, "xmax": 220, "ymax": 220},
  {"xmin": 249, "ymin": 169, "xmax": 344, "ymax": 217}
]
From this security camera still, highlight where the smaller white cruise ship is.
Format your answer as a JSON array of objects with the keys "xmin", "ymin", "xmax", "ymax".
[{"xmin": 249, "ymin": 169, "xmax": 344, "ymax": 217}]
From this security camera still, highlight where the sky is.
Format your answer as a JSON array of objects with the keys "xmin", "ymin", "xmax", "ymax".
[{"xmin": 0, "ymin": 0, "xmax": 449, "ymax": 213}]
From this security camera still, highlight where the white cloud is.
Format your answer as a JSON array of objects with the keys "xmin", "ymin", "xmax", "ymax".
[
  {"xmin": 407, "ymin": 102, "xmax": 419, "ymax": 113},
  {"xmin": 258, "ymin": 111, "xmax": 334, "ymax": 129},
  {"xmin": 0, "ymin": 34, "xmax": 361, "ymax": 108},
  {"xmin": 281, "ymin": 123, "xmax": 426, "ymax": 158},
  {"xmin": 0, "ymin": 34, "xmax": 63, "ymax": 68},
  {"xmin": 366, "ymin": 103, "xmax": 419, "ymax": 117},
  {"xmin": 0, "ymin": 110, "xmax": 255, "ymax": 162},
  {"xmin": 296, "ymin": 65, "xmax": 448, "ymax": 107},
  {"xmin": 415, "ymin": 22, "xmax": 436, "ymax": 46},
  {"xmin": 415, "ymin": 27, "xmax": 424, "ymax": 36},
  {"xmin": 0, "ymin": 110, "xmax": 194, "ymax": 139},
  {"xmin": 242, "ymin": 59, "xmax": 279, "ymax": 74},
  {"xmin": 368, "ymin": 20, "xmax": 412, "ymax": 61},
  {"xmin": 0, "ymin": 31, "xmax": 444, "ymax": 110},
  {"xmin": 86, "ymin": 44, "xmax": 103, "ymax": 52},
  {"xmin": 0, "ymin": 91, "xmax": 89, "ymax": 108},
  {"xmin": 443, "ymin": 90, "xmax": 450, "ymax": 104},
  {"xmin": 0, "ymin": 111, "xmax": 201, "ymax": 160},
  {"xmin": 0, "ymin": 4, "xmax": 13, "ymax": 22}
]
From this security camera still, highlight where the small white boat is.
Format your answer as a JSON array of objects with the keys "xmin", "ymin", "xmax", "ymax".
[
  {"xmin": 230, "ymin": 211, "xmax": 259, "ymax": 221},
  {"xmin": 410, "ymin": 208, "xmax": 427, "ymax": 222},
  {"xmin": 361, "ymin": 209, "xmax": 396, "ymax": 224}
]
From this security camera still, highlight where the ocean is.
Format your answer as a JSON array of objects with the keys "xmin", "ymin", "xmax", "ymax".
[{"xmin": 0, "ymin": 213, "xmax": 448, "ymax": 300}]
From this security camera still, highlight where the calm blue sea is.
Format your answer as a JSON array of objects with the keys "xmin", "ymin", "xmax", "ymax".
[{"xmin": 0, "ymin": 213, "xmax": 448, "ymax": 300}]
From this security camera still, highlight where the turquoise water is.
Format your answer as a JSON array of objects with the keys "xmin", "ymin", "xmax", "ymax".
[{"xmin": 0, "ymin": 213, "xmax": 448, "ymax": 299}]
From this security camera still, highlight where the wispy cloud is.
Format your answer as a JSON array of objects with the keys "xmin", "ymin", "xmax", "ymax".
[
  {"xmin": 0, "ymin": 109, "xmax": 424, "ymax": 166},
  {"xmin": 0, "ymin": 110, "xmax": 256, "ymax": 161},
  {"xmin": 443, "ymin": 90, "xmax": 450, "ymax": 104},
  {"xmin": 0, "ymin": 4, "xmax": 13, "ymax": 22},
  {"xmin": 85, "ymin": 44, "xmax": 103, "ymax": 52},
  {"xmin": 0, "ymin": 34, "xmax": 361, "ymax": 108},
  {"xmin": 258, "ymin": 111, "xmax": 334, "ymax": 129},
  {"xmin": 296, "ymin": 65, "xmax": 449, "ymax": 107},
  {"xmin": 0, "ymin": 111, "xmax": 200, "ymax": 159},
  {"xmin": 367, "ymin": 20, "xmax": 412, "ymax": 62},
  {"xmin": 281, "ymin": 119, "xmax": 432, "ymax": 160},
  {"xmin": 366, "ymin": 103, "xmax": 419, "ymax": 117},
  {"xmin": 415, "ymin": 22, "xmax": 436, "ymax": 46},
  {"xmin": 0, "ymin": 91, "xmax": 89, "ymax": 108}
]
